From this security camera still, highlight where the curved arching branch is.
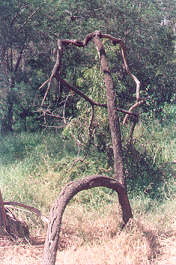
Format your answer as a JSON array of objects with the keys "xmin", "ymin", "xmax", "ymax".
[
  {"xmin": 43, "ymin": 175, "xmax": 129, "ymax": 265},
  {"xmin": 4, "ymin": 201, "xmax": 48, "ymax": 224}
]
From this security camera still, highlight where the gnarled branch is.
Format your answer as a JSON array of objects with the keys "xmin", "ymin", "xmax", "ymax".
[
  {"xmin": 43, "ymin": 175, "xmax": 128, "ymax": 265},
  {"xmin": 4, "ymin": 201, "xmax": 48, "ymax": 224},
  {"xmin": 38, "ymin": 31, "xmax": 140, "ymax": 119}
]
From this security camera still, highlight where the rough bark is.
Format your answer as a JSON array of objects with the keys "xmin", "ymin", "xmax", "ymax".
[
  {"xmin": 92, "ymin": 31, "xmax": 132, "ymax": 223},
  {"xmin": 42, "ymin": 31, "xmax": 134, "ymax": 265},
  {"xmin": 0, "ymin": 190, "xmax": 29, "ymax": 240},
  {"xmin": 0, "ymin": 189, "xmax": 48, "ymax": 241},
  {"xmin": 0, "ymin": 190, "xmax": 7, "ymax": 228},
  {"xmin": 43, "ymin": 175, "xmax": 125, "ymax": 265}
]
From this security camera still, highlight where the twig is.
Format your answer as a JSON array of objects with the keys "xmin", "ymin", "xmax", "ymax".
[
  {"xmin": 123, "ymin": 100, "xmax": 145, "ymax": 125},
  {"xmin": 41, "ymin": 40, "xmax": 63, "ymax": 106},
  {"xmin": 18, "ymin": 7, "xmax": 41, "ymax": 31}
]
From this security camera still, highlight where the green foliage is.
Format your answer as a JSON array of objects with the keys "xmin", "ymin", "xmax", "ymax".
[
  {"xmin": 0, "ymin": 0, "xmax": 176, "ymax": 227},
  {"xmin": 0, "ymin": 0, "xmax": 175, "ymax": 133},
  {"xmin": 0, "ymin": 113, "xmax": 175, "ymax": 215},
  {"xmin": 0, "ymin": 131, "xmax": 113, "ymax": 212},
  {"xmin": 125, "ymin": 115, "xmax": 176, "ymax": 204}
]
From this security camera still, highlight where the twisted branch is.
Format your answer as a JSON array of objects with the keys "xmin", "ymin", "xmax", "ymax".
[
  {"xmin": 43, "ymin": 175, "xmax": 127, "ymax": 265},
  {"xmin": 38, "ymin": 31, "xmax": 140, "ymax": 119}
]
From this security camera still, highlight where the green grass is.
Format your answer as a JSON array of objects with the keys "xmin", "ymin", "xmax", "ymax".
[
  {"xmin": 0, "ymin": 117, "xmax": 175, "ymax": 221},
  {"xmin": 0, "ymin": 131, "xmax": 115, "ymax": 214}
]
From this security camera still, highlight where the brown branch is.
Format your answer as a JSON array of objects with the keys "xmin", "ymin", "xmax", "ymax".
[
  {"xmin": 119, "ymin": 43, "xmax": 141, "ymax": 101},
  {"xmin": 43, "ymin": 175, "xmax": 127, "ymax": 265},
  {"xmin": 4, "ymin": 201, "xmax": 48, "ymax": 224},
  {"xmin": 18, "ymin": 7, "xmax": 41, "ymax": 32},
  {"xmin": 14, "ymin": 41, "xmax": 27, "ymax": 73},
  {"xmin": 60, "ymin": 31, "xmax": 141, "ymax": 102},
  {"xmin": 38, "ymin": 78, "xmax": 50, "ymax": 90},
  {"xmin": 0, "ymin": 190, "xmax": 7, "ymax": 228},
  {"xmin": 39, "ymin": 32, "xmax": 139, "ymax": 119},
  {"xmin": 88, "ymin": 105, "xmax": 95, "ymax": 137},
  {"xmin": 59, "ymin": 31, "xmax": 144, "ymax": 126},
  {"xmin": 10, "ymin": 48, "xmax": 13, "ymax": 72},
  {"xmin": 58, "ymin": 76, "xmax": 103, "ymax": 107},
  {"xmin": 58, "ymin": 77, "xmax": 138, "ymax": 117},
  {"xmin": 62, "ymin": 93, "xmax": 70, "ymax": 124},
  {"xmin": 41, "ymin": 40, "xmax": 63, "ymax": 106},
  {"xmin": 128, "ymin": 118, "xmax": 138, "ymax": 144},
  {"xmin": 60, "ymin": 32, "xmax": 123, "ymax": 48},
  {"xmin": 39, "ymin": 75, "xmax": 138, "ymax": 117},
  {"xmin": 97, "ymin": 33, "xmax": 141, "ymax": 102},
  {"xmin": 123, "ymin": 100, "xmax": 145, "ymax": 125},
  {"xmin": 10, "ymin": 12, "xmax": 20, "ymax": 27}
]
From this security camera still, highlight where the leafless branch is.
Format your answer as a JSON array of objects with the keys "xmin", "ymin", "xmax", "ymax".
[
  {"xmin": 123, "ymin": 99, "xmax": 145, "ymax": 125},
  {"xmin": 38, "ymin": 78, "xmax": 50, "ymax": 91},
  {"xmin": 14, "ymin": 40, "xmax": 27, "ymax": 73},
  {"xmin": 18, "ymin": 7, "xmax": 41, "ymax": 32},
  {"xmin": 41, "ymin": 40, "xmax": 63, "ymax": 106},
  {"xmin": 4, "ymin": 201, "xmax": 48, "ymax": 224}
]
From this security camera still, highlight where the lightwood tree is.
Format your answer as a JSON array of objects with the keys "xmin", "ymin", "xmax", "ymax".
[{"xmin": 40, "ymin": 31, "xmax": 145, "ymax": 265}]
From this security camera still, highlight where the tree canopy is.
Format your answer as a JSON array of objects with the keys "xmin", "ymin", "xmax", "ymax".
[{"xmin": 0, "ymin": 0, "xmax": 175, "ymax": 134}]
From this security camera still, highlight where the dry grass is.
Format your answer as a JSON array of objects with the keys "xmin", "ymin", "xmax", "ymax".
[{"xmin": 0, "ymin": 202, "xmax": 176, "ymax": 265}]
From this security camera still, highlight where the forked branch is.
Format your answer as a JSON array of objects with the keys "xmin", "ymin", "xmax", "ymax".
[{"xmin": 38, "ymin": 31, "xmax": 141, "ymax": 121}]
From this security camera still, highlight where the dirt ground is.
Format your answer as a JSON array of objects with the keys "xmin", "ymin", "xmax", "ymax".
[{"xmin": 0, "ymin": 223, "xmax": 176, "ymax": 265}]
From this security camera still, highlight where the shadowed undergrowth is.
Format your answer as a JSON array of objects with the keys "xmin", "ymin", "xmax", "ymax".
[
  {"xmin": 0, "ymin": 117, "xmax": 175, "ymax": 214},
  {"xmin": 0, "ymin": 118, "xmax": 175, "ymax": 264}
]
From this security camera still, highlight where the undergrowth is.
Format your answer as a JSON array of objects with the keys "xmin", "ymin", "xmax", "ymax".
[{"xmin": 0, "ymin": 116, "xmax": 175, "ymax": 223}]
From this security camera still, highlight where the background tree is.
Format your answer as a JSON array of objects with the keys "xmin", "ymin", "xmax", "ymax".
[
  {"xmin": 0, "ymin": 0, "xmax": 175, "ymax": 133},
  {"xmin": 0, "ymin": 0, "xmax": 61, "ymax": 132}
]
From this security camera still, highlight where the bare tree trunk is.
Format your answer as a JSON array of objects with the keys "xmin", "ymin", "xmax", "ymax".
[{"xmin": 93, "ymin": 32, "xmax": 132, "ymax": 223}]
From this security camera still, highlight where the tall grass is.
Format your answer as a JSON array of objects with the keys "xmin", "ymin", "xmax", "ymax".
[
  {"xmin": 0, "ymin": 118, "xmax": 176, "ymax": 264},
  {"xmin": 0, "ymin": 131, "xmax": 116, "ymax": 214},
  {"xmin": 0, "ymin": 116, "xmax": 175, "ymax": 217}
]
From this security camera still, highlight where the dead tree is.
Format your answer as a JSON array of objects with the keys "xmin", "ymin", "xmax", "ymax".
[{"xmin": 41, "ymin": 31, "xmax": 145, "ymax": 265}]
